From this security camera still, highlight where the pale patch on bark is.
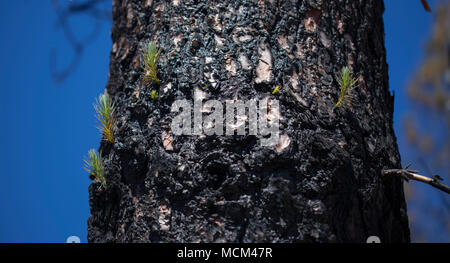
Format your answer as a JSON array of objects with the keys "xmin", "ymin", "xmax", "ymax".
[
  {"xmin": 389, "ymin": 155, "xmax": 397, "ymax": 164},
  {"xmin": 255, "ymin": 42, "xmax": 273, "ymax": 84},
  {"xmin": 173, "ymin": 33, "xmax": 183, "ymax": 51},
  {"xmin": 126, "ymin": 3, "xmax": 134, "ymax": 28},
  {"xmin": 163, "ymin": 82, "xmax": 172, "ymax": 93},
  {"xmin": 225, "ymin": 57, "xmax": 237, "ymax": 76},
  {"xmin": 120, "ymin": 42, "xmax": 130, "ymax": 60},
  {"xmin": 154, "ymin": 2, "xmax": 166, "ymax": 18},
  {"xmin": 303, "ymin": 67, "xmax": 318, "ymax": 95},
  {"xmin": 290, "ymin": 91, "xmax": 309, "ymax": 108},
  {"xmin": 266, "ymin": 99, "xmax": 281, "ymax": 121},
  {"xmin": 344, "ymin": 34, "xmax": 356, "ymax": 50},
  {"xmin": 155, "ymin": 2, "xmax": 166, "ymax": 12},
  {"xmin": 194, "ymin": 87, "xmax": 207, "ymax": 101},
  {"xmin": 115, "ymin": 37, "xmax": 129, "ymax": 60},
  {"xmin": 158, "ymin": 204, "xmax": 171, "ymax": 231},
  {"xmin": 172, "ymin": 0, "xmax": 179, "ymax": 6},
  {"xmin": 304, "ymin": 16, "xmax": 317, "ymax": 32},
  {"xmin": 239, "ymin": 34, "xmax": 252, "ymax": 42},
  {"xmin": 237, "ymin": 5, "xmax": 245, "ymax": 15},
  {"xmin": 214, "ymin": 34, "xmax": 224, "ymax": 51},
  {"xmin": 344, "ymin": 34, "xmax": 356, "ymax": 67},
  {"xmin": 145, "ymin": 0, "xmax": 153, "ymax": 7},
  {"xmin": 119, "ymin": 223, "xmax": 126, "ymax": 235},
  {"xmin": 289, "ymin": 70, "xmax": 299, "ymax": 90},
  {"xmin": 278, "ymin": 35, "xmax": 289, "ymax": 51},
  {"xmin": 223, "ymin": 5, "xmax": 235, "ymax": 19},
  {"xmin": 147, "ymin": 117, "xmax": 154, "ymax": 129},
  {"xmin": 276, "ymin": 134, "xmax": 291, "ymax": 153},
  {"xmin": 231, "ymin": 26, "xmax": 254, "ymax": 43},
  {"xmin": 295, "ymin": 43, "xmax": 305, "ymax": 59},
  {"xmin": 132, "ymin": 55, "xmax": 140, "ymax": 69},
  {"xmin": 162, "ymin": 131, "xmax": 174, "ymax": 151},
  {"xmin": 135, "ymin": 19, "xmax": 144, "ymax": 35},
  {"xmin": 288, "ymin": 70, "xmax": 307, "ymax": 108},
  {"xmin": 320, "ymin": 31, "xmax": 331, "ymax": 48},
  {"xmin": 205, "ymin": 57, "xmax": 213, "ymax": 64},
  {"xmin": 366, "ymin": 140, "xmax": 375, "ymax": 153},
  {"xmin": 204, "ymin": 71, "xmax": 217, "ymax": 88},
  {"xmin": 287, "ymin": 33, "xmax": 296, "ymax": 44},
  {"xmin": 178, "ymin": 162, "xmax": 186, "ymax": 172},
  {"xmin": 239, "ymin": 54, "xmax": 251, "ymax": 70},
  {"xmin": 133, "ymin": 206, "xmax": 144, "ymax": 222},
  {"xmin": 132, "ymin": 86, "xmax": 140, "ymax": 99},
  {"xmin": 231, "ymin": 27, "xmax": 241, "ymax": 43},
  {"xmin": 112, "ymin": 42, "xmax": 117, "ymax": 53},
  {"xmin": 212, "ymin": 14, "xmax": 222, "ymax": 31},
  {"xmin": 306, "ymin": 36, "xmax": 318, "ymax": 53},
  {"xmin": 337, "ymin": 19, "xmax": 344, "ymax": 34},
  {"xmin": 358, "ymin": 75, "xmax": 367, "ymax": 96},
  {"xmin": 258, "ymin": 0, "xmax": 265, "ymax": 10},
  {"xmin": 132, "ymin": 197, "xmax": 144, "ymax": 222},
  {"xmin": 304, "ymin": 9, "xmax": 321, "ymax": 33},
  {"xmin": 278, "ymin": 35, "xmax": 293, "ymax": 59}
]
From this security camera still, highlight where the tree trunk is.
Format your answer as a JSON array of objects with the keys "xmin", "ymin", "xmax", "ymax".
[{"xmin": 88, "ymin": 0, "xmax": 410, "ymax": 242}]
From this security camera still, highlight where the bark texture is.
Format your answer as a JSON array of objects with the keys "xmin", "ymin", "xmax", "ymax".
[{"xmin": 88, "ymin": 0, "xmax": 410, "ymax": 242}]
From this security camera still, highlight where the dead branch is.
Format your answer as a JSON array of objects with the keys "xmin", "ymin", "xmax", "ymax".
[
  {"xmin": 382, "ymin": 164, "xmax": 450, "ymax": 194},
  {"xmin": 421, "ymin": 0, "xmax": 432, "ymax": 12},
  {"xmin": 50, "ymin": 0, "xmax": 111, "ymax": 83}
]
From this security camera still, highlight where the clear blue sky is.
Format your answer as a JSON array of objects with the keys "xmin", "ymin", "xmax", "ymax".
[{"xmin": 0, "ymin": 0, "xmax": 446, "ymax": 242}]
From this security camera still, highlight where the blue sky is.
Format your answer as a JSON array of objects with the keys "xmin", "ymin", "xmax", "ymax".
[
  {"xmin": 0, "ymin": 0, "xmax": 446, "ymax": 242},
  {"xmin": 0, "ymin": 1, "xmax": 110, "ymax": 242}
]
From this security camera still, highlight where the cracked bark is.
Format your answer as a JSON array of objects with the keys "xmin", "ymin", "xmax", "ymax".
[{"xmin": 88, "ymin": 0, "xmax": 410, "ymax": 243}]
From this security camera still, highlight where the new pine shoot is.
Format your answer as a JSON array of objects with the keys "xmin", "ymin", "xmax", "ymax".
[{"xmin": 334, "ymin": 67, "xmax": 360, "ymax": 108}]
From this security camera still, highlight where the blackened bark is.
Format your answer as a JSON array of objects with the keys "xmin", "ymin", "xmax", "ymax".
[{"xmin": 88, "ymin": 0, "xmax": 410, "ymax": 242}]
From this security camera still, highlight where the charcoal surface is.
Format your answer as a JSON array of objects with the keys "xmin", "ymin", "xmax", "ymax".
[{"xmin": 88, "ymin": 0, "xmax": 410, "ymax": 243}]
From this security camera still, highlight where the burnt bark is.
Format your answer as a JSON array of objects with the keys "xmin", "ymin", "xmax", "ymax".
[{"xmin": 88, "ymin": 0, "xmax": 410, "ymax": 242}]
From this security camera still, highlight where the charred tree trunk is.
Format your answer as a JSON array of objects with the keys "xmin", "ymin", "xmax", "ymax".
[{"xmin": 88, "ymin": 0, "xmax": 410, "ymax": 242}]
